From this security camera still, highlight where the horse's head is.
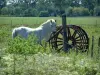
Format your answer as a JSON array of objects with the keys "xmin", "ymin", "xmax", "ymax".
[
  {"xmin": 49, "ymin": 19, "xmax": 56, "ymax": 32},
  {"xmin": 41, "ymin": 19, "xmax": 56, "ymax": 33}
]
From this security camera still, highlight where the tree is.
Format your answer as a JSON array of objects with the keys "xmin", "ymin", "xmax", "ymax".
[
  {"xmin": 2, "ymin": 0, "xmax": 99, "ymax": 16},
  {"xmin": 81, "ymin": 0, "xmax": 95, "ymax": 11},
  {"xmin": 67, "ymin": 7, "xmax": 90, "ymax": 16},
  {"xmin": 39, "ymin": 11, "xmax": 49, "ymax": 17},
  {"xmin": 52, "ymin": 0, "xmax": 70, "ymax": 16},
  {"xmin": 94, "ymin": 0, "xmax": 100, "ymax": 6},
  {"xmin": 7, "ymin": 0, "xmax": 37, "ymax": 8},
  {"xmin": 82, "ymin": 7, "xmax": 90, "ymax": 16},
  {"xmin": 29, "ymin": 8, "xmax": 38, "ymax": 17},
  {"xmin": 1, "ymin": 7, "xmax": 9, "ymax": 15},
  {"xmin": 66, "ymin": 7, "xmax": 73, "ymax": 16},
  {"xmin": 0, "ymin": 0, "xmax": 6, "ymax": 14},
  {"xmin": 23, "ymin": 8, "xmax": 38, "ymax": 17},
  {"xmin": 14, "ymin": 6, "xmax": 22, "ymax": 16},
  {"xmin": 36, "ymin": 0, "xmax": 51, "ymax": 11},
  {"xmin": 0, "ymin": 0, "xmax": 6, "ymax": 9},
  {"xmin": 81, "ymin": 0, "xmax": 96, "ymax": 15},
  {"xmin": 70, "ymin": 0, "xmax": 81, "ymax": 7},
  {"xmin": 94, "ymin": 6, "xmax": 100, "ymax": 16}
]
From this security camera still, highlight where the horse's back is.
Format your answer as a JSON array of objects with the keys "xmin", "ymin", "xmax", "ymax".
[{"xmin": 12, "ymin": 27, "xmax": 31, "ymax": 38}]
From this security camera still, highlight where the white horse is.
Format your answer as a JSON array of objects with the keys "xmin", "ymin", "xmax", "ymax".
[{"xmin": 12, "ymin": 19, "xmax": 56, "ymax": 43}]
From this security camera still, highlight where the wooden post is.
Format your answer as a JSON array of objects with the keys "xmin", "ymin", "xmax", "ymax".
[
  {"xmin": 87, "ymin": 38, "xmax": 90, "ymax": 55},
  {"xmin": 98, "ymin": 37, "xmax": 100, "ymax": 72},
  {"xmin": 62, "ymin": 14, "xmax": 68, "ymax": 52},
  {"xmin": 91, "ymin": 36, "xmax": 94, "ymax": 57},
  {"xmin": 13, "ymin": 54, "xmax": 16, "ymax": 75},
  {"xmin": 98, "ymin": 37, "xmax": 100, "ymax": 56},
  {"xmin": 11, "ymin": 20, "xmax": 12, "ymax": 28}
]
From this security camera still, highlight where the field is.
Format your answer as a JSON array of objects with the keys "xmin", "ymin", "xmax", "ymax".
[{"xmin": 0, "ymin": 17, "xmax": 100, "ymax": 75}]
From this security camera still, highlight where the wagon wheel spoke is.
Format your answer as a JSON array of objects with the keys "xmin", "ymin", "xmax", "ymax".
[
  {"xmin": 51, "ymin": 40, "xmax": 63, "ymax": 43},
  {"xmin": 72, "ymin": 30, "xmax": 77, "ymax": 38},
  {"xmin": 75, "ymin": 30, "xmax": 84, "ymax": 40},
  {"xmin": 59, "ymin": 31, "xmax": 63, "ymax": 34},
  {"xmin": 77, "ymin": 42, "xmax": 88, "ymax": 46},
  {"xmin": 57, "ymin": 40, "xmax": 63, "ymax": 42},
  {"xmin": 76, "ymin": 42, "xmax": 84, "ymax": 44},
  {"xmin": 76, "ymin": 45, "xmax": 82, "ymax": 48},
  {"xmin": 75, "ymin": 39, "xmax": 81, "ymax": 41},
  {"xmin": 57, "ymin": 43, "xmax": 63, "ymax": 46},
  {"xmin": 57, "ymin": 46, "xmax": 63, "ymax": 51},
  {"xmin": 75, "ymin": 36, "xmax": 81, "ymax": 39},
  {"xmin": 67, "ymin": 27, "xmax": 71, "ymax": 38},
  {"xmin": 57, "ymin": 37, "xmax": 63, "ymax": 40}
]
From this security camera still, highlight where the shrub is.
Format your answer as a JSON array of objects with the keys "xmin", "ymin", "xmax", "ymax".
[
  {"xmin": 66, "ymin": 7, "xmax": 90, "ymax": 16},
  {"xmin": 1, "ymin": 7, "xmax": 9, "ymax": 15},
  {"xmin": 66, "ymin": 7, "xmax": 73, "ymax": 17},
  {"xmin": 39, "ymin": 11, "xmax": 49, "ymax": 17},
  {"xmin": 82, "ymin": 7, "xmax": 90, "ymax": 16},
  {"xmin": 23, "ymin": 8, "xmax": 38, "ymax": 17},
  {"xmin": 72, "ymin": 7, "xmax": 90, "ymax": 16},
  {"xmin": 30, "ymin": 9, "xmax": 38, "ymax": 17},
  {"xmin": 1, "ymin": 6, "xmax": 15, "ymax": 16},
  {"xmin": 14, "ymin": 7, "xmax": 22, "ymax": 16},
  {"xmin": 7, "ymin": 35, "xmax": 51, "ymax": 55}
]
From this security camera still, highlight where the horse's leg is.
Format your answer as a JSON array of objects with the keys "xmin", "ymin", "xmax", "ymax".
[
  {"xmin": 38, "ymin": 38, "xmax": 42, "ymax": 46},
  {"xmin": 37, "ymin": 30, "xmax": 43, "ymax": 46},
  {"xmin": 12, "ymin": 29, "xmax": 17, "ymax": 38}
]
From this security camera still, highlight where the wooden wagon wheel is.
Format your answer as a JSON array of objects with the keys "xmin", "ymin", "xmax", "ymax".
[{"xmin": 48, "ymin": 25, "xmax": 89, "ymax": 52}]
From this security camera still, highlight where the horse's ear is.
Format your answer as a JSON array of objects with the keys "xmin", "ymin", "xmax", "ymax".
[
  {"xmin": 55, "ymin": 20, "xmax": 56, "ymax": 22},
  {"xmin": 50, "ymin": 20, "xmax": 53, "ymax": 27}
]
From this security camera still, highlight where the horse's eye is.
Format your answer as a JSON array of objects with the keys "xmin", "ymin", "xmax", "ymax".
[{"xmin": 51, "ymin": 25, "xmax": 53, "ymax": 27}]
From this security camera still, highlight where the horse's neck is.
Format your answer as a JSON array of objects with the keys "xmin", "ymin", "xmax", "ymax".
[
  {"xmin": 42, "ymin": 22, "xmax": 52, "ymax": 37},
  {"xmin": 42, "ymin": 22, "xmax": 50, "ymax": 30}
]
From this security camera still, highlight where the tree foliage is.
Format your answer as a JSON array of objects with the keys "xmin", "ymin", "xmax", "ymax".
[
  {"xmin": 0, "ymin": 0, "xmax": 6, "ymax": 9},
  {"xmin": 0, "ymin": 0, "xmax": 99, "ymax": 16},
  {"xmin": 94, "ymin": 6, "xmax": 100, "ymax": 16},
  {"xmin": 39, "ymin": 11, "xmax": 49, "ymax": 17},
  {"xmin": 1, "ymin": 7, "xmax": 9, "ymax": 15},
  {"xmin": 66, "ymin": 7, "xmax": 90, "ymax": 16}
]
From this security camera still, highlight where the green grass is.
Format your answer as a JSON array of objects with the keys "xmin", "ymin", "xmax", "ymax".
[
  {"xmin": 0, "ymin": 17, "xmax": 100, "ymax": 75},
  {"xmin": 0, "ymin": 52, "xmax": 100, "ymax": 75},
  {"xmin": 0, "ymin": 17, "xmax": 100, "ymax": 26}
]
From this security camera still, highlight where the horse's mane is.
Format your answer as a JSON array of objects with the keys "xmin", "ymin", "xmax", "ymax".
[
  {"xmin": 40, "ymin": 20, "xmax": 50, "ymax": 26},
  {"xmin": 40, "ymin": 19, "xmax": 55, "ymax": 27}
]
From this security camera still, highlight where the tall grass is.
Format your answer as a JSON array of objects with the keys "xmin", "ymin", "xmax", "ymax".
[
  {"xmin": 0, "ymin": 49, "xmax": 100, "ymax": 75},
  {"xmin": 7, "ymin": 35, "xmax": 51, "ymax": 55}
]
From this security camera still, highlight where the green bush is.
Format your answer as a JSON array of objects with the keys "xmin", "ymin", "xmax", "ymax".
[
  {"xmin": 39, "ymin": 11, "xmax": 49, "ymax": 17},
  {"xmin": 82, "ymin": 8, "xmax": 90, "ymax": 16},
  {"xmin": 94, "ymin": 6, "xmax": 100, "ymax": 16},
  {"xmin": 66, "ymin": 7, "xmax": 90, "ymax": 16},
  {"xmin": 66, "ymin": 7, "xmax": 73, "ymax": 17},
  {"xmin": 1, "ymin": 6, "xmax": 15, "ymax": 16},
  {"xmin": 30, "ymin": 9, "xmax": 38, "ymax": 17},
  {"xmin": 1, "ymin": 7, "xmax": 9, "ymax": 15},
  {"xmin": 23, "ymin": 8, "xmax": 38, "ymax": 17},
  {"xmin": 14, "ymin": 7, "xmax": 22, "ymax": 16},
  {"xmin": 7, "ymin": 35, "xmax": 51, "ymax": 55},
  {"xmin": 73, "ymin": 7, "xmax": 90, "ymax": 16}
]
